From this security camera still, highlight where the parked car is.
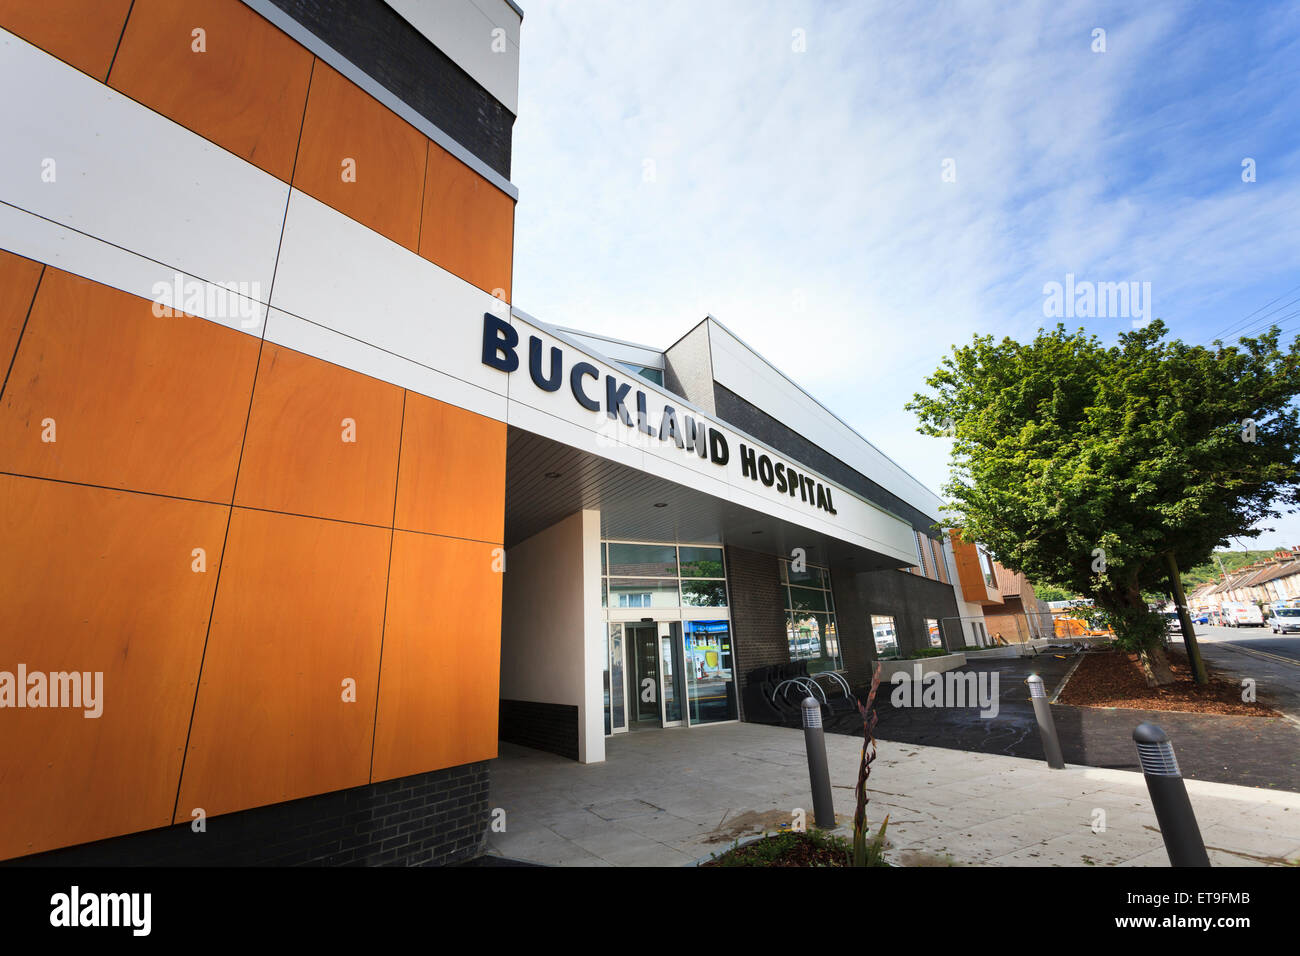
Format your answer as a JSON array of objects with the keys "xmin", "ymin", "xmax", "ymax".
[
  {"xmin": 1222, "ymin": 602, "xmax": 1265, "ymax": 627},
  {"xmin": 1270, "ymin": 607, "xmax": 1300, "ymax": 634},
  {"xmin": 1163, "ymin": 610, "xmax": 1182, "ymax": 634}
]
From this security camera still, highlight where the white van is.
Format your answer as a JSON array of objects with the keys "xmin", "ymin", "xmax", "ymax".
[{"xmin": 1222, "ymin": 602, "xmax": 1264, "ymax": 627}]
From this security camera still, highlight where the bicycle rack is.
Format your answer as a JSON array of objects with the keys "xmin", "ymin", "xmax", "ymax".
[{"xmin": 772, "ymin": 677, "xmax": 826, "ymax": 706}]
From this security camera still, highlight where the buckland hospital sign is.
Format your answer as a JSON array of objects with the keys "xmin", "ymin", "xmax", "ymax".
[{"xmin": 481, "ymin": 314, "xmax": 838, "ymax": 516}]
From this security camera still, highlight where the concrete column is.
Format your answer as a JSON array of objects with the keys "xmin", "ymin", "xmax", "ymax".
[{"xmin": 579, "ymin": 509, "xmax": 605, "ymax": 764}]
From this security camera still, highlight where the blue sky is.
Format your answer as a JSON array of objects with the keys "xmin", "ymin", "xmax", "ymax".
[{"xmin": 510, "ymin": 0, "xmax": 1300, "ymax": 549}]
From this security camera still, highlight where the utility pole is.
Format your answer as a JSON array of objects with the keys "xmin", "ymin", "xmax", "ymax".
[{"xmin": 1167, "ymin": 552, "xmax": 1208, "ymax": 685}]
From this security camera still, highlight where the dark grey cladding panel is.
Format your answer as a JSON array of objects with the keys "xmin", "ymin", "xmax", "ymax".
[
  {"xmin": 838, "ymin": 565, "xmax": 962, "ymax": 659},
  {"xmin": 712, "ymin": 382, "xmax": 940, "ymax": 535},
  {"xmin": 266, "ymin": 0, "xmax": 514, "ymax": 178}
]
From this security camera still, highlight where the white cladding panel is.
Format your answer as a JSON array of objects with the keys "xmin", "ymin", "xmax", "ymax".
[
  {"xmin": 0, "ymin": 31, "xmax": 286, "ymax": 304},
  {"xmin": 383, "ymin": 0, "xmax": 521, "ymax": 114},
  {"xmin": 707, "ymin": 320, "xmax": 945, "ymax": 523}
]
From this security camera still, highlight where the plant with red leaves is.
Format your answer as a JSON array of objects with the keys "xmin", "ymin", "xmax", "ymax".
[{"xmin": 852, "ymin": 661, "xmax": 890, "ymax": 867}]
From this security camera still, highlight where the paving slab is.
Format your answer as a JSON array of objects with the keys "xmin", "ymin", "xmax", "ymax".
[{"xmin": 482, "ymin": 723, "xmax": 1300, "ymax": 867}]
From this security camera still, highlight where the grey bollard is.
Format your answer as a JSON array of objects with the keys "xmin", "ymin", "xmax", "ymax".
[
  {"xmin": 1026, "ymin": 674, "xmax": 1065, "ymax": 769},
  {"xmin": 1133, "ymin": 723, "xmax": 1210, "ymax": 867},
  {"xmin": 801, "ymin": 697, "xmax": 836, "ymax": 828}
]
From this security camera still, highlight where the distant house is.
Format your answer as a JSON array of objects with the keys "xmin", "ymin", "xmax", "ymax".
[
  {"xmin": 982, "ymin": 562, "xmax": 1054, "ymax": 643},
  {"xmin": 1193, "ymin": 549, "xmax": 1300, "ymax": 609}
]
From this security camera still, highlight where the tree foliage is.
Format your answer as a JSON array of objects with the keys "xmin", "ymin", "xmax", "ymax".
[{"xmin": 907, "ymin": 320, "xmax": 1300, "ymax": 657}]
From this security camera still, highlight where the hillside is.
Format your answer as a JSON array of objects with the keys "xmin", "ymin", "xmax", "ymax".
[{"xmin": 1182, "ymin": 550, "xmax": 1277, "ymax": 591}]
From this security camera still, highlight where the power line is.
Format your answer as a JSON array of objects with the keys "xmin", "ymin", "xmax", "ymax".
[
  {"xmin": 1236, "ymin": 307, "xmax": 1300, "ymax": 341},
  {"xmin": 1234, "ymin": 298, "xmax": 1300, "ymax": 339},
  {"xmin": 1210, "ymin": 279, "xmax": 1300, "ymax": 342}
]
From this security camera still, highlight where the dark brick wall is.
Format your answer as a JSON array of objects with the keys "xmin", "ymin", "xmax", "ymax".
[
  {"xmin": 265, "ymin": 0, "xmax": 515, "ymax": 178},
  {"xmin": 713, "ymin": 383, "xmax": 939, "ymax": 533},
  {"xmin": 725, "ymin": 545, "xmax": 790, "ymax": 715},
  {"xmin": 836, "ymin": 567, "xmax": 962, "ymax": 667},
  {"xmin": 6, "ymin": 762, "xmax": 488, "ymax": 867},
  {"xmin": 499, "ymin": 699, "xmax": 579, "ymax": 760}
]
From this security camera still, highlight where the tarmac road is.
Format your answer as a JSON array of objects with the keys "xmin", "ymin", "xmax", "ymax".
[
  {"xmin": 828, "ymin": 645, "xmax": 1300, "ymax": 790},
  {"xmin": 1191, "ymin": 622, "xmax": 1300, "ymax": 663}
]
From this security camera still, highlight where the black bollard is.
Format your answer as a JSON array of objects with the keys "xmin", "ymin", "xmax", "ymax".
[
  {"xmin": 1026, "ymin": 673, "xmax": 1065, "ymax": 769},
  {"xmin": 1133, "ymin": 722, "xmax": 1210, "ymax": 867},
  {"xmin": 801, "ymin": 697, "xmax": 836, "ymax": 828}
]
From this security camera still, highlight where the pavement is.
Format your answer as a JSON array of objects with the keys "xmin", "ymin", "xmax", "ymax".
[{"xmin": 482, "ymin": 722, "xmax": 1300, "ymax": 867}]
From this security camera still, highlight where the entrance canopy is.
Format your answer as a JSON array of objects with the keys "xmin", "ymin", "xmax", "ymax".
[{"xmin": 505, "ymin": 427, "xmax": 910, "ymax": 573}]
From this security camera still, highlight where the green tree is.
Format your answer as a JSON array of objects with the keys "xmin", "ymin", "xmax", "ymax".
[
  {"xmin": 907, "ymin": 321, "xmax": 1300, "ymax": 685},
  {"xmin": 1033, "ymin": 584, "xmax": 1077, "ymax": 603}
]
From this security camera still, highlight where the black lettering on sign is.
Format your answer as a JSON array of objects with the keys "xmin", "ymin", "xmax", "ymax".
[{"xmin": 481, "ymin": 315, "xmax": 836, "ymax": 518}]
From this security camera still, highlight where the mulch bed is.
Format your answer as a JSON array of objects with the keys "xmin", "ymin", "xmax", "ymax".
[
  {"xmin": 1057, "ymin": 648, "xmax": 1279, "ymax": 717},
  {"xmin": 702, "ymin": 830, "xmax": 887, "ymax": 867}
]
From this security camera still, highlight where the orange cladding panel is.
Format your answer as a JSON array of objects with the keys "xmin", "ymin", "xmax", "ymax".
[
  {"xmin": 394, "ymin": 391, "xmax": 505, "ymax": 543},
  {"xmin": 420, "ymin": 141, "xmax": 514, "ymax": 299},
  {"xmin": 176, "ymin": 508, "xmax": 389, "ymax": 818},
  {"xmin": 0, "ymin": 475, "xmax": 227, "ymax": 860},
  {"xmin": 949, "ymin": 530, "xmax": 992, "ymax": 602},
  {"xmin": 292, "ymin": 61, "xmax": 426, "ymax": 251},
  {"xmin": 0, "ymin": 249, "xmax": 43, "ymax": 384},
  {"xmin": 0, "ymin": 0, "xmax": 133, "ymax": 80},
  {"xmin": 370, "ymin": 532, "xmax": 502, "ymax": 782},
  {"xmin": 108, "ymin": 0, "xmax": 314, "ymax": 182},
  {"xmin": 235, "ymin": 345, "xmax": 404, "ymax": 526},
  {"xmin": 0, "ymin": 269, "xmax": 260, "ymax": 501}
]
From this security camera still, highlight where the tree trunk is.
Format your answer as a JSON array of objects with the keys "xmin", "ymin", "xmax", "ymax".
[
  {"xmin": 1101, "ymin": 581, "xmax": 1177, "ymax": 687},
  {"xmin": 1166, "ymin": 552, "xmax": 1209, "ymax": 685},
  {"xmin": 1137, "ymin": 644, "xmax": 1176, "ymax": 687}
]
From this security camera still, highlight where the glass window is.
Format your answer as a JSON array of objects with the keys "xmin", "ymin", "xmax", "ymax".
[
  {"xmin": 872, "ymin": 614, "xmax": 900, "ymax": 659},
  {"xmin": 607, "ymin": 578, "xmax": 680, "ymax": 608},
  {"xmin": 600, "ymin": 542, "xmax": 728, "ymax": 615},
  {"xmin": 787, "ymin": 586, "xmax": 828, "ymax": 613},
  {"xmin": 679, "ymin": 546, "xmax": 725, "ymax": 578},
  {"xmin": 979, "ymin": 549, "xmax": 997, "ymax": 588},
  {"xmin": 684, "ymin": 620, "xmax": 737, "ymax": 723},
  {"xmin": 607, "ymin": 543, "xmax": 678, "ymax": 578},
  {"xmin": 787, "ymin": 614, "xmax": 823, "ymax": 661},
  {"xmin": 784, "ymin": 563, "xmax": 824, "ymax": 588},
  {"xmin": 681, "ymin": 579, "xmax": 727, "ymax": 607},
  {"xmin": 782, "ymin": 558, "xmax": 841, "ymax": 672}
]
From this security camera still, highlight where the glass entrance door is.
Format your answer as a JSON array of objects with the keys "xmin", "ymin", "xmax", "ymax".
[
  {"xmin": 660, "ymin": 623, "xmax": 684, "ymax": 727},
  {"xmin": 629, "ymin": 624, "xmax": 660, "ymax": 726},
  {"xmin": 606, "ymin": 624, "xmax": 627, "ymax": 734},
  {"xmin": 605, "ymin": 621, "xmax": 706, "ymax": 733}
]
